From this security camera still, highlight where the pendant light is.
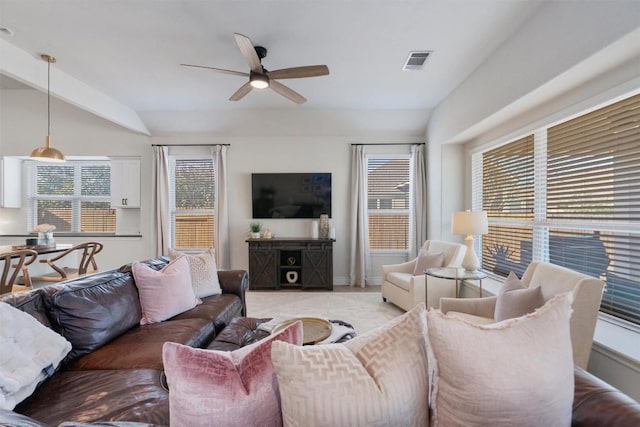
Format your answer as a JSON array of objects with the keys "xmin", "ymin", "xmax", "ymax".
[{"xmin": 30, "ymin": 54, "xmax": 65, "ymax": 162}]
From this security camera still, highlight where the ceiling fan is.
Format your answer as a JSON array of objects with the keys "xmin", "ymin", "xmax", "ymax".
[{"xmin": 181, "ymin": 33, "xmax": 329, "ymax": 104}]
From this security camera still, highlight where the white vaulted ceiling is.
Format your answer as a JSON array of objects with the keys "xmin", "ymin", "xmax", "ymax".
[{"xmin": 0, "ymin": 0, "xmax": 581, "ymax": 136}]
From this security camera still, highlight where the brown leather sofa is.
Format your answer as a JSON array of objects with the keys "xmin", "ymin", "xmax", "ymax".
[
  {"xmin": 0, "ymin": 257, "xmax": 248, "ymax": 426},
  {"xmin": 1, "ymin": 257, "xmax": 639, "ymax": 426}
]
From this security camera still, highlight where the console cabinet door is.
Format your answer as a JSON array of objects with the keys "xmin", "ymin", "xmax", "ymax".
[
  {"xmin": 248, "ymin": 245, "xmax": 278, "ymax": 290},
  {"xmin": 110, "ymin": 159, "xmax": 140, "ymax": 208},
  {"xmin": 302, "ymin": 245, "xmax": 333, "ymax": 290}
]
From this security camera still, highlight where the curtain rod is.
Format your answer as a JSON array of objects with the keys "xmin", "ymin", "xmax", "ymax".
[
  {"xmin": 151, "ymin": 144, "xmax": 230, "ymax": 147},
  {"xmin": 350, "ymin": 142, "xmax": 425, "ymax": 146}
]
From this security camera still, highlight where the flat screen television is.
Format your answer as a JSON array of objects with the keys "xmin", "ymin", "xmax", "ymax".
[{"xmin": 252, "ymin": 173, "xmax": 331, "ymax": 219}]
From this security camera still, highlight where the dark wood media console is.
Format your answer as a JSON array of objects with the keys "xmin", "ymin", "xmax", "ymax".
[{"xmin": 246, "ymin": 238, "xmax": 334, "ymax": 290}]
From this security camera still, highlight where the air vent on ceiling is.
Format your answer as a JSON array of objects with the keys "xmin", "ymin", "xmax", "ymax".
[{"xmin": 402, "ymin": 51, "xmax": 432, "ymax": 71}]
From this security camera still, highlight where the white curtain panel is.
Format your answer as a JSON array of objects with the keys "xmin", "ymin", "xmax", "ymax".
[
  {"xmin": 213, "ymin": 145, "xmax": 230, "ymax": 269},
  {"xmin": 411, "ymin": 144, "xmax": 427, "ymax": 258},
  {"xmin": 153, "ymin": 146, "xmax": 171, "ymax": 256},
  {"xmin": 349, "ymin": 145, "xmax": 370, "ymax": 287}
]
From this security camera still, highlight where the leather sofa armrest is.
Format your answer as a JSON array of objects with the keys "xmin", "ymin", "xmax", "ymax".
[
  {"xmin": 572, "ymin": 366, "xmax": 640, "ymax": 426},
  {"xmin": 440, "ymin": 296, "xmax": 497, "ymax": 318},
  {"xmin": 217, "ymin": 269, "xmax": 249, "ymax": 316}
]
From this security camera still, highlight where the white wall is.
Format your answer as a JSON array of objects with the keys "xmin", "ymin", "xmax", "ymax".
[
  {"xmin": 0, "ymin": 89, "xmax": 424, "ymax": 279},
  {"xmin": 424, "ymin": 0, "xmax": 640, "ymax": 401}
]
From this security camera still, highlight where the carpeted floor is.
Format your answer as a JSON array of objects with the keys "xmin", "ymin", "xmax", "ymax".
[{"xmin": 245, "ymin": 290, "xmax": 404, "ymax": 335}]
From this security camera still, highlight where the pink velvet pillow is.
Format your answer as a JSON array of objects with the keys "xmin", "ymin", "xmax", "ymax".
[
  {"xmin": 163, "ymin": 321, "xmax": 304, "ymax": 427},
  {"xmin": 131, "ymin": 257, "xmax": 201, "ymax": 325}
]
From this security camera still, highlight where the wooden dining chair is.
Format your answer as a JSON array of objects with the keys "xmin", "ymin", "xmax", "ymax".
[
  {"xmin": 0, "ymin": 249, "xmax": 38, "ymax": 295},
  {"xmin": 32, "ymin": 242, "xmax": 104, "ymax": 283}
]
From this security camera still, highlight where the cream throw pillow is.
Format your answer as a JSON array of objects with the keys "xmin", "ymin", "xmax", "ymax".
[
  {"xmin": 168, "ymin": 248, "xmax": 221, "ymax": 298},
  {"xmin": 426, "ymin": 293, "xmax": 575, "ymax": 427},
  {"xmin": 413, "ymin": 249, "xmax": 445, "ymax": 275},
  {"xmin": 271, "ymin": 304, "xmax": 429, "ymax": 427},
  {"xmin": 494, "ymin": 271, "xmax": 545, "ymax": 321}
]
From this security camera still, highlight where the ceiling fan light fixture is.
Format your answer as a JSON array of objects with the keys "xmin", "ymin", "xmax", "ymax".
[
  {"xmin": 30, "ymin": 54, "xmax": 65, "ymax": 162},
  {"xmin": 250, "ymin": 72, "xmax": 269, "ymax": 89}
]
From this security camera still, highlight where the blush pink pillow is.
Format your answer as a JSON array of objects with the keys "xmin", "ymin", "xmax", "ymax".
[
  {"xmin": 163, "ymin": 321, "xmax": 303, "ymax": 427},
  {"xmin": 132, "ymin": 257, "xmax": 201, "ymax": 325}
]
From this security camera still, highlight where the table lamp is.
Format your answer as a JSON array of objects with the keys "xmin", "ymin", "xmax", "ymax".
[{"xmin": 452, "ymin": 210, "xmax": 488, "ymax": 273}]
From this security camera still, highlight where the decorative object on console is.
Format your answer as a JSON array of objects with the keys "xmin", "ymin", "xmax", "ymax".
[
  {"xmin": 248, "ymin": 221, "xmax": 262, "ymax": 239},
  {"xmin": 285, "ymin": 270, "xmax": 298, "ymax": 284},
  {"xmin": 319, "ymin": 213, "xmax": 330, "ymax": 239},
  {"xmin": 271, "ymin": 304, "xmax": 429, "ymax": 426},
  {"xmin": 311, "ymin": 220, "xmax": 319, "ymax": 238},
  {"xmin": 29, "ymin": 54, "xmax": 65, "ymax": 162},
  {"xmin": 131, "ymin": 257, "xmax": 201, "ymax": 325},
  {"xmin": 168, "ymin": 248, "xmax": 221, "ymax": 298},
  {"xmin": 426, "ymin": 293, "xmax": 575, "ymax": 427},
  {"xmin": 452, "ymin": 210, "xmax": 488, "ymax": 273},
  {"xmin": 162, "ymin": 321, "xmax": 303, "ymax": 427}
]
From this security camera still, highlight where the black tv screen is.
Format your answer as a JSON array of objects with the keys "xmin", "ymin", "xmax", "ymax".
[{"xmin": 252, "ymin": 173, "xmax": 332, "ymax": 219}]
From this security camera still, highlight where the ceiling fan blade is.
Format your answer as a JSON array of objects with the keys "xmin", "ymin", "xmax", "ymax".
[
  {"xmin": 229, "ymin": 81, "xmax": 253, "ymax": 101},
  {"xmin": 269, "ymin": 80, "xmax": 307, "ymax": 104},
  {"xmin": 267, "ymin": 65, "xmax": 329, "ymax": 80},
  {"xmin": 180, "ymin": 64, "xmax": 249, "ymax": 77},
  {"xmin": 234, "ymin": 33, "xmax": 263, "ymax": 74}
]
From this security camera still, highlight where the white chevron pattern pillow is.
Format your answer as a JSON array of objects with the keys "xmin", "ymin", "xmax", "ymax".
[
  {"xmin": 271, "ymin": 303, "xmax": 429, "ymax": 427},
  {"xmin": 168, "ymin": 248, "xmax": 221, "ymax": 298}
]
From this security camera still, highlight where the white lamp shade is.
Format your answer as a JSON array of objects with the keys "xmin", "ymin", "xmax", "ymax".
[{"xmin": 452, "ymin": 211, "xmax": 488, "ymax": 236}]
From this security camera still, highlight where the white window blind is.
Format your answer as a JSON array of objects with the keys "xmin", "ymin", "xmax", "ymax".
[
  {"xmin": 546, "ymin": 93, "xmax": 640, "ymax": 324},
  {"xmin": 30, "ymin": 162, "xmax": 114, "ymax": 233},
  {"xmin": 367, "ymin": 156, "xmax": 410, "ymax": 250},
  {"xmin": 481, "ymin": 135, "xmax": 534, "ymax": 278},
  {"xmin": 476, "ymin": 93, "xmax": 640, "ymax": 326},
  {"xmin": 169, "ymin": 157, "xmax": 216, "ymax": 250}
]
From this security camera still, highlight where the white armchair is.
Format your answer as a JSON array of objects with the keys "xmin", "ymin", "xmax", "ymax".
[
  {"xmin": 381, "ymin": 240, "xmax": 466, "ymax": 311},
  {"xmin": 440, "ymin": 262, "xmax": 605, "ymax": 369}
]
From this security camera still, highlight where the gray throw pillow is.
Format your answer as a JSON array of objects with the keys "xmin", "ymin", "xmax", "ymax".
[
  {"xmin": 494, "ymin": 272, "xmax": 545, "ymax": 321},
  {"xmin": 412, "ymin": 249, "xmax": 445, "ymax": 275}
]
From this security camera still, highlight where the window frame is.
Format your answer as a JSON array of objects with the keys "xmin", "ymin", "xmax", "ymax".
[
  {"xmin": 366, "ymin": 153, "xmax": 413, "ymax": 253},
  {"xmin": 168, "ymin": 154, "xmax": 216, "ymax": 251},
  {"xmin": 28, "ymin": 160, "xmax": 114, "ymax": 234},
  {"xmin": 473, "ymin": 92, "xmax": 640, "ymax": 329}
]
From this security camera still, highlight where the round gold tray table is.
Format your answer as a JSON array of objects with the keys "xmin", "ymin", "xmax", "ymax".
[{"xmin": 271, "ymin": 317, "xmax": 332, "ymax": 345}]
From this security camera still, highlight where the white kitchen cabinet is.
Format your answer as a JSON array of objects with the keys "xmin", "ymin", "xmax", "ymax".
[
  {"xmin": 110, "ymin": 159, "xmax": 140, "ymax": 208},
  {"xmin": 0, "ymin": 157, "xmax": 22, "ymax": 208}
]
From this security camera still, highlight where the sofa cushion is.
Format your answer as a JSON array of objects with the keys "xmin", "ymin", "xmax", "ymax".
[
  {"xmin": 0, "ymin": 290, "xmax": 52, "ymax": 329},
  {"xmin": 163, "ymin": 321, "xmax": 303, "ymax": 427},
  {"xmin": 170, "ymin": 293, "xmax": 243, "ymax": 334},
  {"xmin": 132, "ymin": 257, "xmax": 201, "ymax": 325},
  {"xmin": 271, "ymin": 304, "xmax": 429, "ymax": 427},
  {"xmin": 67, "ymin": 318, "xmax": 215, "ymax": 371},
  {"xmin": 426, "ymin": 293, "xmax": 575, "ymax": 427},
  {"xmin": 168, "ymin": 248, "xmax": 222, "ymax": 298},
  {"xmin": 44, "ymin": 271, "xmax": 142, "ymax": 362},
  {"xmin": 494, "ymin": 271, "xmax": 545, "ymax": 321},
  {"xmin": 15, "ymin": 369, "xmax": 169, "ymax": 426},
  {"xmin": 413, "ymin": 250, "xmax": 444, "ymax": 275}
]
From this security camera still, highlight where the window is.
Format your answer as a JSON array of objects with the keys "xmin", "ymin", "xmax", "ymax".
[
  {"xmin": 29, "ymin": 161, "xmax": 115, "ymax": 233},
  {"xmin": 367, "ymin": 155, "xmax": 411, "ymax": 250},
  {"xmin": 474, "ymin": 93, "xmax": 640, "ymax": 326},
  {"xmin": 169, "ymin": 157, "xmax": 215, "ymax": 250}
]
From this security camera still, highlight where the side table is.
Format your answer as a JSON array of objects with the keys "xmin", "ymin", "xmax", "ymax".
[{"xmin": 425, "ymin": 267, "xmax": 488, "ymax": 300}]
